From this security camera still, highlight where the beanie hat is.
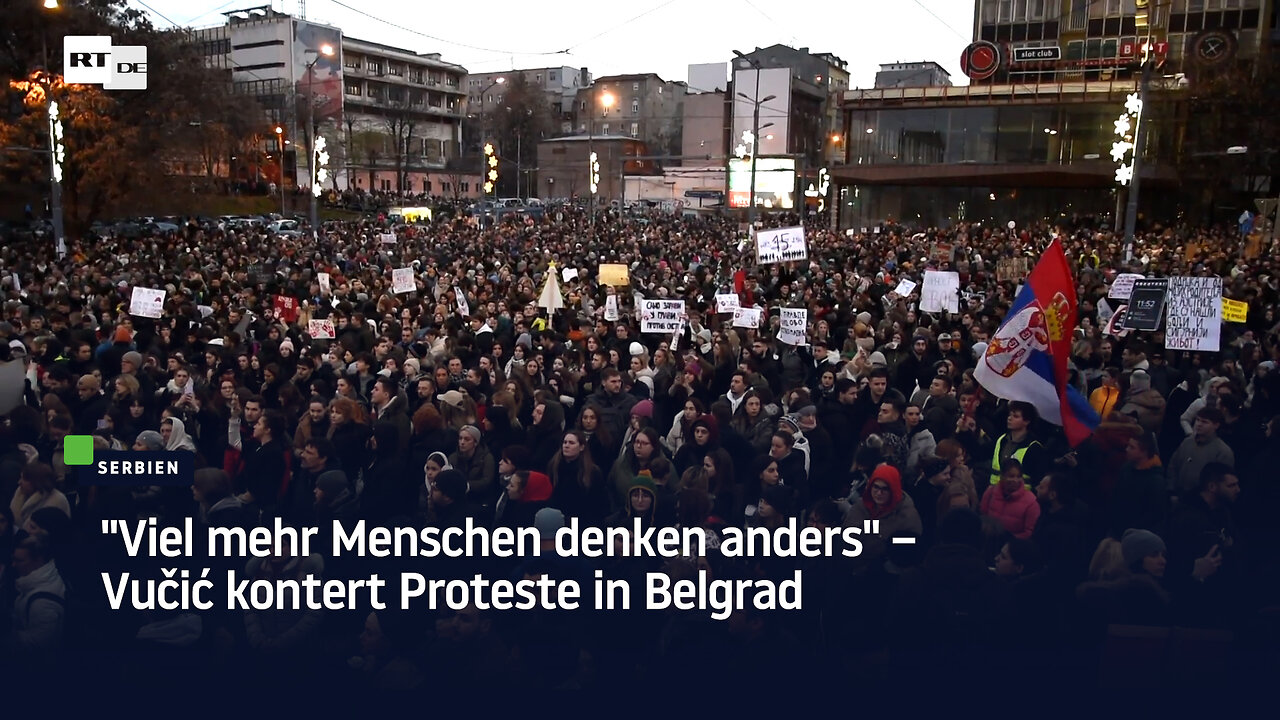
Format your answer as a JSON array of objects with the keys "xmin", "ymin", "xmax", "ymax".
[
  {"xmin": 631, "ymin": 399, "xmax": 654, "ymax": 418},
  {"xmin": 114, "ymin": 326, "xmax": 132, "ymax": 343},
  {"xmin": 683, "ymin": 362, "xmax": 702, "ymax": 377},
  {"xmin": 629, "ymin": 341, "xmax": 646, "ymax": 357},
  {"xmin": 856, "ymin": 311, "xmax": 872, "ymax": 326},
  {"xmin": 501, "ymin": 444, "xmax": 532, "ymax": 471},
  {"xmin": 1121, "ymin": 528, "xmax": 1166, "ymax": 567},
  {"xmin": 534, "ymin": 507, "xmax": 565, "ymax": 540},
  {"xmin": 920, "ymin": 456, "xmax": 950, "ymax": 481},
  {"xmin": 521, "ymin": 471, "xmax": 554, "ymax": 504},
  {"xmin": 459, "ymin": 425, "xmax": 482, "ymax": 443},
  {"xmin": 135, "ymin": 430, "xmax": 164, "ymax": 451},
  {"xmin": 279, "ymin": 338, "xmax": 295, "ymax": 353},
  {"xmin": 122, "ymin": 350, "xmax": 143, "ymax": 369},
  {"xmin": 433, "ymin": 468, "xmax": 468, "ymax": 502},
  {"xmin": 1130, "ymin": 369, "xmax": 1151, "ymax": 392},
  {"xmin": 404, "ymin": 358, "xmax": 421, "ymax": 376},
  {"xmin": 868, "ymin": 351, "xmax": 887, "ymax": 367},
  {"xmin": 315, "ymin": 470, "xmax": 349, "ymax": 498}
]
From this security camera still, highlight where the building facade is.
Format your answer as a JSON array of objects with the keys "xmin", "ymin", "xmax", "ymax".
[
  {"xmin": 681, "ymin": 90, "xmax": 728, "ymax": 165},
  {"xmin": 572, "ymin": 74, "xmax": 687, "ymax": 158},
  {"xmin": 874, "ymin": 61, "xmax": 953, "ymax": 88},
  {"xmin": 536, "ymin": 136, "xmax": 652, "ymax": 202},
  {"xmin": 468, "ymin": 66, "xmax": 591, "ymax": 133}
]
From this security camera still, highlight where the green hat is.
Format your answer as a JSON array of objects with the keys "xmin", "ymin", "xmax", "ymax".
[{"xmin": 630, "ymin": 473, "xmax": 656, "ymax": 495}]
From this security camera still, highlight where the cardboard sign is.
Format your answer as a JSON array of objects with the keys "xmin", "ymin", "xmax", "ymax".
[
  {"xmin": 379, "ymin": 232, "xmax": 397, "ymax": 244},
  {"xmin": 1222, "ymin": 298, "xmax": 1248, "ymax": 323},
  {"xmin": 391, "ymin": 268, "xmax": 415, "ymax": 294},
  {"xmin": 996, "ymin": 257, "xmax": 1030, "ymax": 282},
  {"xmin": 1109, "ymin": 273, "xmax": 1143, "ymax": 300},
  {"xmin": 778, "ymin": 308, "xmax": 806, "ymax": 346},
  {"xmin": 128, "ymin": 287, "xmax": 166, "ymax": 319},
  {"xmin": 1165, "ymin": 276, "xmax": 1222, "ymax": 352},
  {"xmin": 731, "ymin": 306, "xmax": 763, "ymax": 329},
  {"xmin": 307, "ymin": 318, "xmax": 335, "ymax": 339},
  {"xmin": 562, "ymin": 267, "xmax": 579, "ymax": 282},
  {"xmin": 1122, "ymin": 278, "xmax": 1168, "ymax": 332},
  {"xmin": 317, "ymin": 272, "xmax": 331, "ymax": 296},
  {"xmin": 455, "ymin": 286, "xmax": 470, "ymax": 317},
  {"xmin": 640, "ymin": 299, "xmax": 685, "ymax": 334},
  {"xmin": 604, "ymin": 294, "xmax": 619, "ymax": 321},
  {"xmin": 755, "ymin": 226, "xmax": 808, "ymax": 264},
  {"xmin": 273, "ymin": 294, "xmax": 299, "ymax": 323},
  {"xmin": 715, "ymin": 293, "xmax": 740, "ymax": 314},
  {"xmin": 919, "ymin": 271, "xmax": 960, "ymax": 313},
  {"xmin": 599, "ymin": 264, "xmax": 630, "ymax": 287},
  {"xmin": 893, "ymin": 279, "xmax": 917, "ymax": 297}
]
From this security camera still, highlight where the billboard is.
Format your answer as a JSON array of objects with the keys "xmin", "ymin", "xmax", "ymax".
[
  {"xmin": 732, "ymin": 66, "xmax": 790, "ymax": 158},
  {"xmin": 294, "ymin": 20, "xmax": 343, "ymax": 125},
  {"xmin": 728, "ymin": 157, "xmax": 795, "ymax": 209}
]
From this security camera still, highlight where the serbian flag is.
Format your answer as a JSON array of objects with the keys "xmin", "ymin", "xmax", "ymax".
[{"xmin": 974, "ymin": 239, "xmax": 1099, "ymax": 446}]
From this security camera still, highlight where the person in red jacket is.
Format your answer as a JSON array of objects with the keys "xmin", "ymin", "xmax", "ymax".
[{"xmin": 980, "ymin": 459, "xmax": 1040, "ymax": 540}]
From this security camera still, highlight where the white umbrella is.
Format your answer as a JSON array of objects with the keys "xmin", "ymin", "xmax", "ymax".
[{"xmin": 538, "ymin": 262, "xmax": 564, "ymax": 312}]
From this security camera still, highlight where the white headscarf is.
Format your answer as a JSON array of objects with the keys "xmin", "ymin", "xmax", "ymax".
[{"xmin": 165, "ymin": 417, "xmax": 196, "ymax": 452}]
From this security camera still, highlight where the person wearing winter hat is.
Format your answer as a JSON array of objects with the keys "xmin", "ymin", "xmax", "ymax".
[
  {"xmin": 427, "ymin": 468, "xmax": 474, "ymax": 529},
  {"xmin": 495, "ymin": 469, "xmax": 554, "ymax": 530},
  {"xmin": 844, "ymin": 464, "xmax": 922, "ymax": 568},
  {"xmin": 629, "ymin": 341, "xmax": 646, "ymax": 357},
  {"xmin": 1120, "ymin": 528, "xmax": 1166, "ymax": 575},
  {"xmin": 132, "ymin": 430, "xmax": 165, "ymax": 452},
  {"xmin": 279, "ymin": 338, "xmax": 295, "ymax": 355},
  {"xmin": 613, "ymin": 474, "xmax": 658, "ymax": 529},
  {"xmin": 1120, "ymin": 369, "xmax": 1166, "ymax": 436}
]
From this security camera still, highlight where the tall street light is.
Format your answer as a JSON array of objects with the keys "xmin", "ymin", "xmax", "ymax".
[
  {"xmin": 588, "ymin": 89, "xmax": 613, "ymax": 232},
  {"xmin": 734, "ymin": 50, "xmax": 775, "ymax": 230},
  {"xmin": 304, "ymin": 43, "xmax": 335, "ymax": 238},
  {"xmin": 274, "ymin": 124, "xmax": 287, "ymax": 217},
  {"xmin": 476, "ymin": 77, "xmax": 504, "ymax": 204},
  {"xmin": 40, "ymin": 0, "xmax": 64, "ymax": 255}
]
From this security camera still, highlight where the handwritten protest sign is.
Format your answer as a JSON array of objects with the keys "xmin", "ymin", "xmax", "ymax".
[
  {"xmin": 391, "ymin": 268, "xmax": 415, "ymax": 294},
  {"xmin": 455, "ymin": 286, "xmax": 470, "ymax": 317},
  {"xmin": 1109, "ymin": 273, "xmax": 1143, "ymax": 300},
  {"xmin": 715, "ymin": 293, "xmax": 740, "ymax": 314},
  {"xmin": 1165, "ymin": 276, "xmax": 1222, "ymax": 352},
  {"xmin": 317, "ymin": 272, "xmax": 330, "ymax": 295},
  {"xmin": 307, "ymin": 319, "xmax": 335, "ymax": 339},
  {"xmin": 755, "ymin": 226, "xmax": 808, "ymax": 264},
  {"xmin": 273, "ymin": 295, "xmax": 299, "ymax": 323},
  {"xmin": 996, "ymin": 257, "xmax": 1030, "ymax": 282},
  {"xmin": 640, "ymin": 299, "xmax": 684, "ymax": 334},
  {"xmin": 893, "ymin": 279, "xmax": 917, "ymax": 297},
  {"xmin": 379, "ymin": 232, "xmax": 396, "ymax": 244},
  {"xmin": 1222, "ymin": 298, "xmax": 1248, "ymax": 323},
  {"xmin": 599, "ymin": 264, "xmax": 630, "ymax": 286},
  {"xmin": 732, "ymin": 306, "xmax": 763, "ymax": 329},
  {"xmin": 778, "ymin": 308, "xmax": 807, "ymax": 345},
  {"xmin": 129, "ymin": 287, "xmax": 166, "ymax": 319},
  {"xmin": 919, "ymin": 271, "xmax": 960, "ymax": 313},
  {"xmin": 604, "ymin": 294, "xmax": 619, "ymax": 321}
]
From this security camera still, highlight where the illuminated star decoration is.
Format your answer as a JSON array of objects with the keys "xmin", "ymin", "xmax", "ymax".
[
  {"xmin": 312, "ymin": 136, "xmax": 329, "ymax": 196},
  {"xmin": 1113, "ymin": 115, "xmax": 1132, "ymax": 137},
  {"xmin": 1115, "ymin": 163, "xmax": 1133, "ymax": 185},
  {"xmin": 1110, "ymin": 140, "xmax": 1134, "ymax": 163},
  {"xmin": 1125, "ymin": 92, "xmax": 1143, "ymax": 116}
]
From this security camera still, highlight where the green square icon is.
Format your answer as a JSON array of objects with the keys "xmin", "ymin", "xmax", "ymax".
[{"xmin": 64, "ymin": 435, "xmax": 95, "ymax": 466}]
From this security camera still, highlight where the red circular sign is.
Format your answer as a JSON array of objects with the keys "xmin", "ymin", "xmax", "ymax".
[{"xmin": 961, "ymin": 41, "xmax": 1001, "ymax": 81}]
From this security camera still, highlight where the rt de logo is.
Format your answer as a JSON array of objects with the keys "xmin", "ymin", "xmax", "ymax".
[{"xmin": 64, "ymin": 36, "xmax": 148, "ymax": 90}]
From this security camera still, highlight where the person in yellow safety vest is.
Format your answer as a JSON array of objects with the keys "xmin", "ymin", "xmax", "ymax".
[{"xmin": 990, "ymin": 400, "xmax": 1047, "ymax": 486}]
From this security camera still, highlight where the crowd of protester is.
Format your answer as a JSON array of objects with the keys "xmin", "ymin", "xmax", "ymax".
[{"xmin": 0, "ymin": 203, "xmax": 1277, "ymax": 690}]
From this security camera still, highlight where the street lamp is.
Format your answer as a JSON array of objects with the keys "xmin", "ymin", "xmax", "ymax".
[
  {"xmin": 587, "ymin": 89, "xmax": 614, "ymax": 232},
  {"xmin": 304, "ymin": 43, "xmax": 334, "ymax": 237},
  {"xmin": 274, "ymin": 124, "xmax": 286, "ymax": 217},
  {"xmin": 36, "ymin": 0, "xmax": 64, "ymax": 255},
  {"xmin": 734, "ymin": 50, "xmax": 775, "ymax": 230}
]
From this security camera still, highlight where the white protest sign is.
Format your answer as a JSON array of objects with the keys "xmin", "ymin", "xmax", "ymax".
[
  {"xmin": 11, "ymin": 274, "xmax": 20, "ymax": 294},
  {"xmin": 1097, "ymin": 297, "xmax": 1115, "ymax": 326},
  {"xmin": 604, "ymin": 294, "xmax": 619, "ymax": 321},
  {"xmin": 391, "ymin": 267, "xmax": 415, "ymax": 294},
  {"xmin": 715, "ymin": 293, "xmax": 740, "ymax": 314},
  {"xmin": 732, "ymin": 306, "xmax": 763, "ymax": 329},
  {"xmin": 919, "ymin": 271, "xmax": 960, "ymax": 313},
  {"xmin": 754, "ymin": 226, "xmax": 808, "ymax": 264},
  {"xmin": 671, "ymin": 319, "xmax": 686, "ymax": 352},
  {"xmin": 455, "ymin": 286, "xmax": 470, "ymax": 317},
  {"xmin": 1109, "ymin": 273, "xmax": 1143, "ymax": 300},
  {"xmin": 640, "ymin": 299, "xmax": 685, "ymax": 334},
  {"xmin": 307, "ymin": 318, "xmax": 335, "ymax": 339},
  {"xmin": 1165, "ymin": 276, "xmax": 1222, "ymax": 352},
  {"xmin": 562, "ymin": 267, "xmax": 579, "ymax": 282},
  {"xmin": 379, "ymin": 232, "xmax": 397, "ymax": 244},
  {"xmin": 128, "ymin": 287, "xmax": 166, "ymax": 319},
  {"xmin": 778, "ymin": 308, "xmax": 807, "ymax": 346},
  {"xmin": 317, "ymin": 272, "xmax": 331, "ymax": 295},
  {"xmin": 893, "ymin": 279, "xmax": 917, "ymax": 297}
]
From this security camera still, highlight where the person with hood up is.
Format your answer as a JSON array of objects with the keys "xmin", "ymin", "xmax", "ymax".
[
  {"xmin": 1075, "ymin": 530, "xmax": 1173, "ymax": 629},
  {"xmin": 842, "ymin": 463, "xmax": 923, "ymax": 571},
  {"xmin": 1119, "ymin": 369, "xmax": 1166, "ymax": 437},
  {"xmin": 673, "ymin": 414, "xmax": 718, "ymax": 477},
  {"xmin": 980, "ymin": 459, "xmax": 1040, "ymax": 540},
  {"xmin": 161, "ymin": 416, "xmax": 196, "ymax": 453},
  {"xmin": 494, "ymin": 469, "xmax": 553, "ymax": 530},
  {"xmin": 608, "ymin": 474, "xmax": 661, "ymax": 530},
  {"xmin": 449, "ymin": 425, "xmax": 496, "ymax": 506}
]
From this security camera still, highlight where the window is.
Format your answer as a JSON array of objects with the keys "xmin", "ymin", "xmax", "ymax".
[
  {"xmin": 389, "ymin": 64, "xmax": 403, "ymax": 76},
  {"xmin": 1027, "ymin": 0, "xmax": 1046, "ymax": 19},
  {"xmin": 630, "ymin": 122, "xmax": 639, "ymax": 137},
  {"xmin": 462, "ymin": 182, "xmax": 469, "ymax": 192},
  {"xmin": 368, "ymin": 61, "xmax": 382, "ymax": 75},
  {"xmin": 405, "ymin": 179, "xmax": 413, "ymax": 192},
  {"xmin": 345, "ymin": 82, "xmax": 362, "ymax": 95},
  {"xmin": 550, "ymin": 72, "xmax": 557, "ymax": 81},
  {"xmin": 657, "ymin": 86, "xmax": 662, "ymax": 94},
  {"xmin": 602, "ymin": 123, "xmax": 610, "ymax": 135},
  {"xmin": 632, "ymin": 82, "xmax": 639, "ymax": 90},
  {"xmin": 445, "ymin": 75, "xmax": 459, "ymax": 87},
  {"xmin": 431, "ymin": 73, "xmax": 442, "ymax": 86},
  {"xmin": 443, "ymin": 182, "xmax": 450, "ymax": 191},
  {"xmin": 580, "ymin": 101, "xmax": 586, "ymax": 111},
  {"xmin": 998, "ymin": 0, "xmax": 1011, "ymax": 21},
  {"xmin": 410, "ymin": 69, "xmax": 424, "ymax": 83},
  {"xmin": 981, "ymin": 0, "xmax": 997, "ymax": 22},
  {"xmin": 1068, "ymin": 0, "xmax": 1087, "ymax": 29},
  {"xmin": 424, "ymin": 180, "xmax": 432, "ymax": 193},
  {"xmin": 496, "ymin": 94, "xmax": 503, "ymax": 103},
  {"xmin": 344, "ymin": 56, "xmax": 360, "ymax": 70},
  {"xmin": 1066, "ymin": 40, "xmax": 1084, "ymax": 60},
  {"xmin": 631, "ymin": 100, "xmax": 639, "ymax": 115},
  {"xmin": 411, "ymin": 92, "xmax": 424, "ymax": 106},
  {"xmin": 381, "ymin": 179, "xmax": 391, "ymax": 191},
  {"xmin": 1103, "ymin": 38, "xmax": 1119, "ymax": 58},
  {"xmin": 536, "ymin": 74, "xmax": 542, "ymax": 83}
]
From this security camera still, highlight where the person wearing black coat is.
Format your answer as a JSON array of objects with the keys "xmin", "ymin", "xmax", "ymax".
[
  {"xmin": 526, "ymin": 400, "xmax": 566, "ymax": 473},
  {"xmin": 236, "ymin": 410, "xmax": 290, "ymax": 516},
  {"xmin": 359, "ymin": 421, "xmax": 414, "ymax": 524},
  {"xmin": 328, "ymin": 416, "xmax": 372, "ymax": 483},
  {"xmin": 548, "ymin": 432, "xmax": 610, "ymax": 526}
]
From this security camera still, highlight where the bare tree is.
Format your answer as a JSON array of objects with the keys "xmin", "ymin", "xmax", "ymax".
[{"xmin": 384, "ymin": 95, "xmax": 418, "ymax": 194}]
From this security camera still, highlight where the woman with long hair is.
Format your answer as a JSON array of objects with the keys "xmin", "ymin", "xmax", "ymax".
[
  {"xmin": 327, "ymin": 397, "xmax": 371, "ymax": 480},
  {"xmin": 548, "ymin": 429, "xmax": 609, "ymax": 525},
  {"xmin": 608, "ymin": 426, "xmax": 665, "ymax": 508},
  {"xmin": 664, "ymin": 397, "xmax": 704, "ymax": 455},
  {"xmin": 576, "ymin": 403, "xmax": 618, "ymax": 473},
  {"xmin": 410, "ymin": 402, "xmax": 457, "ymax": 471},
  {"xmin": 731, "ymin": 390, "xmax": 777, "ymax": 455}
]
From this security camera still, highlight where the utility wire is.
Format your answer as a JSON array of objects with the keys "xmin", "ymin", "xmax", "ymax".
[
  {"xmin": 326, "ymin": 0, "xmax": 569, "ymax": 55},
  {"xmin": 909, "ymin": 0, "xmax": 970, "ymax": 41}
]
